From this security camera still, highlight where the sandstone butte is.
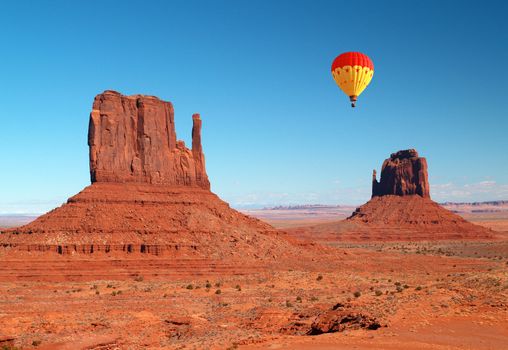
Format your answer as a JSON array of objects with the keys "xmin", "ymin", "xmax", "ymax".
[
  {"xmin": 288, "ymin": 149, "xmax": 494, "ymax": 241},
  {"xmin": 0, "ymin": 91, "xmax": 311, "ymax": 259}
]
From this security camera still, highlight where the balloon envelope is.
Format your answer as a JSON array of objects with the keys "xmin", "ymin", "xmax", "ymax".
[{"xmin": 331, "ymin": 52, "xmax": 374, "ymax": 107}]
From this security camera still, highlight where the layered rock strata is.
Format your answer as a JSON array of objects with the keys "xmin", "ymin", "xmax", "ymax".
[{"xmin": 89, "ymin": 91, "xmax": 209, "ymax": 189}]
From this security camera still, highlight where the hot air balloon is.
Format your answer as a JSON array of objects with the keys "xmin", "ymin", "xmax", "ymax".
[{"xmin": 331, "ymin": 52, "xmax": 374, "ymax": 108}]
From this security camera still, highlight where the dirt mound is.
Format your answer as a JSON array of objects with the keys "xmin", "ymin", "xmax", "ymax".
[
  {"xmin": 346, "ymin": 195, "xmax": 494, "ymax": 239},
  {"xmin": 1, "ymin": 182, "xmax": 307, "ymax": 258}
]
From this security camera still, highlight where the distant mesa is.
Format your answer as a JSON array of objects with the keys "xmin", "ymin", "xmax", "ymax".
[
  {"xmin": 287, "ymin": 149, "xmax": 494, "ymax": 241},
  {"xmin": 0, "ymin": 91, "xmax": 302, "ymax": 258}
]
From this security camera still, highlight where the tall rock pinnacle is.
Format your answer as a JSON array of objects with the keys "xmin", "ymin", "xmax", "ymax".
[
  {"xmin": 88, "ymin": 91, "xmax": 210, "ymax": 189},
  {"xmin": 372, "ymin": 149, "xmax": 430, "ymax": 198}
]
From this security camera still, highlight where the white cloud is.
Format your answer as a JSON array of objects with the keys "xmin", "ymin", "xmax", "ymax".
[{"xmin": 431, "ymin": 181, "xmax": 508, "ymax": 202}]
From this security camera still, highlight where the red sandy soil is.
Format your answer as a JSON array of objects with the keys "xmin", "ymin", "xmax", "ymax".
[
  {"xmin": 0, "ymin": 242, "xmax": 507, "ymax": 349},
  {"xmin": 1, "ymin": 196, "xmax": 507, "ymax": 349}
]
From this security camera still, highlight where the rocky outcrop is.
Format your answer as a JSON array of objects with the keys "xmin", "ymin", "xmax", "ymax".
[
  {"xmin": 372, "ymin": 149, "xmax": 429, "ymax": 198},
  {"xmin": 89, "ymin": 91, "xmax": 210, "ymax": 189},
  {"xmin": 336, "ymin": 149, "xmax": 494, "ymax": 240},
  {"xmin": 0, "ymin": 91, "xmax": 308, "ymax": 258}
]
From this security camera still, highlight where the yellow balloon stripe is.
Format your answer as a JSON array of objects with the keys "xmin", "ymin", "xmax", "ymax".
[{"xmin": 332, "ymin": 65, "xmax": 374, "ymax": 97}]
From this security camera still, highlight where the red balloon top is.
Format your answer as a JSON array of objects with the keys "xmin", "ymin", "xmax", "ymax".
[{"xmin": 331, "ymin": 52, "xmax": 374, "ymax": 71}]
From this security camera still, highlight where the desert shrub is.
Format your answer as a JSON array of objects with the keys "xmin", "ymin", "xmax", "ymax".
[
  {"xmin": 310, "ymin": 296, "xmax": 319, "ymax": 302},
  {"xmin": 415, "ymin": 286, "xmax": 422, "ymax": 291},
  {"xmin": 353, "ymin": 291, "xmax": 361, "ymax": 298},
  {"xmin": 375, "ymin": 290, "xmax": 383, "ymax": 296},
  {"xmin": 396, "ymin": 286, "xmax": 403, "ymax": 293},
  {"xmin": 186, "ymin": 284, "xmax": 194, "ymax": 290},
  {"xmin": 403, "ymin": 284, "xmax": 409, "ymax": 289},
  {"xmin": 296, "ymin": 296, "xmax": 302, "ymax": 303},
  {"xmin": 316, "ymin": 275, "xmax": 323, "ymax": 281},
  {"xmin": 285, "ymin": 300, "xmax": 293, "ymax": 307},
  {"xmin": 215, "ymin": 282, "xmax": 221, "ymax": 288},
  {"xmin": 134, "ymin": 275, "xmax": 144, "ymax": 282},
  {"xmin": 205, "ymin": 281, "xmax": 212, "ymax": 289},
  {"xmin": 235, "ymin": 285, "xmax": 241, "ymax": 291},
  {"xmin": 215, "ymin": 289, "xmax": 221, "ymax": 295},
  {"xmin": 394, "ymin": 281, "xmax": 401, "ymax": 286},
  {"xmin": 106, "ymin": 284, "xmax": 114, "ymax": 288},
  {"xmin": 95, "ymin": 291, "xmax": 100, "ymax": 295},
  {"xmin": 32, "ymin": 340, "xmax": 42, "ymax": 347}
]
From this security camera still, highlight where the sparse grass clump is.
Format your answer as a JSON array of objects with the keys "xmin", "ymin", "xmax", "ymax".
[
  {"xmin": 286, "ymin": 300, "xmax": 293, "ymax": 307},
  {"xmin": 134, "ymin": 275, "xmax": 144, "ymax": 282}
]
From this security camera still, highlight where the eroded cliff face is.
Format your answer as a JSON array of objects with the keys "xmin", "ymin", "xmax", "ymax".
[
  {"xmin": 372, "ymin": 149, "xmax": 429, "ymax": 198},
  {"xmin": 0, "ymin": 91, "xmax": 308, "ymax": 257},
  {"xmin": 88, "ymin": 91, "xmax": 210, "ymax": 189}
]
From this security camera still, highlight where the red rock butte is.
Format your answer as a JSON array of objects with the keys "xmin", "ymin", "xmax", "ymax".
[
  {"xmin": 0, "ymin": 91, "xmax": 305, "ymax": 258},
  {"xmin": 372, "ymin": 149, "xmax": 429, "ymax": 198},
  {"xmin": 89, "ymin": 91, "xmax": 209, "ymax": 188},
  {"xmin": 288, "ymin": 149, "xmax": 494, "ymax": 241},
  {"xmin": 347, "ymin": 149, "xmax": 493, "ymax": 239}
]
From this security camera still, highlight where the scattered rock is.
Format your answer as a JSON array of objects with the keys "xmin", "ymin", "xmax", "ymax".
[{"xmin": 308, "ymin": 309, "xmax": 381, "ymax": 335}]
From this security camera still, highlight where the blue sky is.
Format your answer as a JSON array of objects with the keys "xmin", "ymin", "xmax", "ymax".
[{"xmin": 0, "ymin": 0, "xmax": 507, "ymax": 213}]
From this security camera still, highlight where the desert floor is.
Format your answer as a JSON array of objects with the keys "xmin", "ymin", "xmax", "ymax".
[{"xmin": 0, "ymin": 211, "xmax": 507, "ymax": 349}]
